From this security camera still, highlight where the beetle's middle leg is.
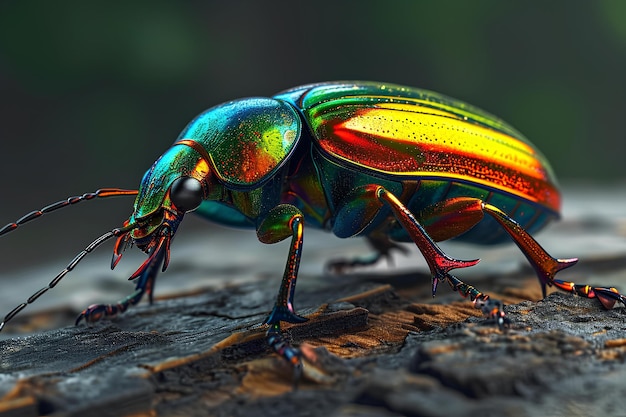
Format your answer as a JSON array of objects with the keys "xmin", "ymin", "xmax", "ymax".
[
  {"xmin": 333, "ymin": 185, "xmax": 480, "ymax": 292},
  {"xmin": 257, "ymin": 204, "xmax": 308, "ymax": 370},
  {"xmin": 374, "ymin": 187, "xmax": 481, "ymax": 294},
  {"xmin": 368, "ymin": 187, "xmax": 509, "ymax": 321}
]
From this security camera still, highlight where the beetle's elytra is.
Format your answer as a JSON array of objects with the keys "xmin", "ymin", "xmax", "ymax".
[{"xmin": 2, "ymin": 81, "xmax": 625, "ymax": 370}]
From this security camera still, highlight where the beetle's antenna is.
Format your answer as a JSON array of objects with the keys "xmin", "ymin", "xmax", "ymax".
[
  {"xmin": 0, "ymin": 188, "xmax": 139, "ymax": 237},
  {"xmin": 0, "ymin": 222, "xmax": 137, "ymax": 332}
]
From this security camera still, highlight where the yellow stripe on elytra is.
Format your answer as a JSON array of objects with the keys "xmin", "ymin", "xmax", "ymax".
[
  {"xmin": 340, "ymin": 105, "xmax": 545, "ymax": 179},
  {"xmin": 341, "ymin": 94, "xmax": 521, "ymax": 137}
]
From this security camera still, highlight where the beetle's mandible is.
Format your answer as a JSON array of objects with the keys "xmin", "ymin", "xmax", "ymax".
[{"xmin": 2, "ymin": 81, "xmax": 625, "ymax": 371}]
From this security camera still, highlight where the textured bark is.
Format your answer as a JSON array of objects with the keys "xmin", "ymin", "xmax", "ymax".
[{"xmin": 1, "ymin": 187, "xmax": 626, "ymax": 416}]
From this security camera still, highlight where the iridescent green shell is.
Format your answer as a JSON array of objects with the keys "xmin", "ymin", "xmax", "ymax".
[{"xmin": 275, "ymin": 81, "xmax": 560, "ymax": 214}]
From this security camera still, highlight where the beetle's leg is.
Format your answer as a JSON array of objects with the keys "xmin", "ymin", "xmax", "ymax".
[
  {"xmin": 414, "ymin": 197, "xmax": 579, "ymax": 292},
  {"xmin": 76, "ymin": 288, "xmax": 145, "ymax": 325},
  {"xmin": 421, "ymin": 197, "xmax": 623, "ymax": 309},
  {"xmin": 480, "ymin": 203, "xmax": 578, "ymax": 295},
  {"xmin": 445, "ymin": 272, "xmax": 509, "ymax": 328},
  {"xmin": 329, "ymin": 187, "xmax": 504, "ymax": 323},
  {"xmin": 388, "ymin": 196, "xmax": 510, "ymax": 324},
  {"xmin": 374, "ymin": 187, "xmax": 480, "ymax": 296},
  {"xmin": 549, "ymin": 281, "xmax": 626, "ymax": 309},
  {"xmin": 257, "ymin": 205, "xmax": 308, "ymax": 369},
  {"xmin": 480, "ymin": 203, "xmax": 626, "ymax": 308},
  {"xmin": 76, "ymin": 236, "xmax": 166, "ymax": 324},
  {"xmin": 326, "ymin": 232, "xmax": 410, "ymax": 272},
  {"xmin": 417, "ymin": 197, "xmax": 487, "ymax": 242}
]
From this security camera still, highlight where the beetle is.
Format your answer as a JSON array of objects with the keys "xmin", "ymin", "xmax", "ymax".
[{"xmin": 1, "ymin": 81, "xmax": 625, "ymax": 371}]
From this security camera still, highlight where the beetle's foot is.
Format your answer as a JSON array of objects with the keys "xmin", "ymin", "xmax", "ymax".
[
  {"xmin": 474, "ymin": 296, "xmax": 510, "ymax": 329},
  {"xmin": 266, "ymin": 323, "xmax": 303, "ymax": 387},
  {"xmin": 75, "ymin": 288, "xmax": 144, "ymax": 325},
  {"xmin": 553, "ymin": 279, "xmax": 626, "ymax": 309},
  {"xmin": 75, "ymin": 303, "xmax": 124, "ymax": 325},
  {"xmin": 593, "ymin": 287, "xmax": 626, "ymax": 309},
  {"xmin": 265, "ymin": 305, "xmax": 308, "ymax": 326},
  {"xmin": 443, "ymin": 273, "xmax": 509, "ymax": 328},
  {"xmin": 424, "ymin": 256, "xmax": 481, "ymax": 298}
]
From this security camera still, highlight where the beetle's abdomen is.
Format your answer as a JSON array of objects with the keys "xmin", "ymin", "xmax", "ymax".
[{"xmin": 278, "ymin": 82, "xmax": 561, "ymax": 215}]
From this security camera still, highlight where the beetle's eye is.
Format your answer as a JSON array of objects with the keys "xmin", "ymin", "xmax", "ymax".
[{"xmin": 170, "ymin": 177, "xmax": 203, "ymax": 212}]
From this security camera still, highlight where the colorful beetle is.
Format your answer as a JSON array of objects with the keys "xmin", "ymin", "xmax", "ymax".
[{"xmin": 2, "ymin": 81, "xmax": 625, "ymax": 371}]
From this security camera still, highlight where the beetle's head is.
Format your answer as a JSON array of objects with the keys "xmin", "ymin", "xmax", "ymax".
[
  {"xmin": 129, "ymin": 174, "xmax": 205, "ymax": 252},
  {"xmin": 112, "ymin": 142, "xmax": 215, "ymax": 272}
]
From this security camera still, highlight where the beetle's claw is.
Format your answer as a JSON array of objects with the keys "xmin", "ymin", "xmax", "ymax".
[
  {"xmin": 552, "ymin": 279, "xmax": 626, "ymax": 310},
  {"xmin": 76, "ymin": 304, "xmax": 109, "ymax": 325},
  {"xmin": 265, "ymin": 305, "xmax": 308, "ymax": 325},
  {"xmin": 75, "ymin": 303, "xmax": 124, "ymax": 325},
  {"xmin": 266, "ymin": 322, "xmax": 304, "ymax": 386},
  {"xmin": 591, "ymin": 287, "xmax": 626, "ymax": 310}
]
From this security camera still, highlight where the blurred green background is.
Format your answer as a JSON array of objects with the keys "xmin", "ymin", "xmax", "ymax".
[{"xmin": 0, "ymin": 0, "xmax": 625, "ymax": 269}]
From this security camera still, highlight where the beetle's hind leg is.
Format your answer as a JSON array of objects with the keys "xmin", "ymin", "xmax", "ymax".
[
  {"xmin": 418, "ymin": 196, "xmax": 625, "ymax": 309},
  {"xmin": 481, "ymin": 204, "xmax": 577, "ymax": 294},
  {"xmin": 481, "ymin": 203, "xmax": 626, "ymax": 309}
]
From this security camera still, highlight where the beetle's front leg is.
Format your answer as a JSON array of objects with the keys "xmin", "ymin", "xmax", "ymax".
[
  {"xmin": 76, "ymin": 246, "xmax": 163, "ymax": 324},
  {"xmin": 257, "ymin": 205, "xmax": 308, "ymax": 370}
]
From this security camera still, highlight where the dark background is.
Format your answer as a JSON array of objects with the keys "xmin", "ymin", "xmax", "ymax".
[{"xmin": 0, "ymin": 0, "xmax": 625, "ymax": 270}]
